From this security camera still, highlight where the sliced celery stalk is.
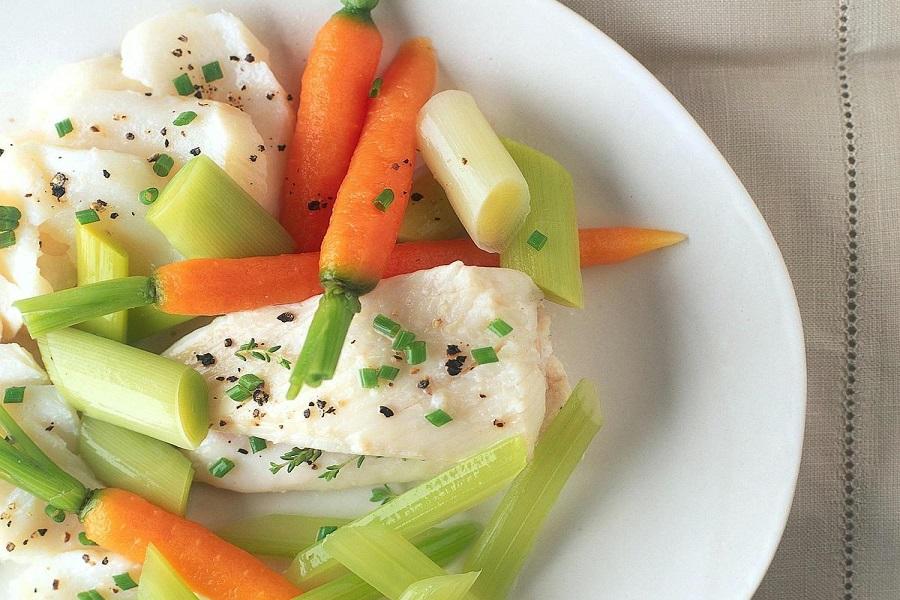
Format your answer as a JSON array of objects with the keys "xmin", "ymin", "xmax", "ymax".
[
  {"xmin": 75, "ymin": 221, "xmax": 130, "ymax": 342},
  {"xmin": 127, "ymin": 305, "xmax": 194, "ymax": 342},
  {"xmin": 138, "ymin": 543, "xmax": 198, "ymax": 600},
  {"xmin": 79, "ymin": 417, "xmax": 194, "ymax": 515},
  {"xmin": 289, "ymin": 436, "xmax": 527, "ymax": 588},
  {"xmin": 398, "ymin": 169, "xmax": 467, "ymax": 242},
  {"xmin": 500, "ymin": 139, "xmax": 584, "ymax": 308},
  {"xmin": 399, "ymin": 572, "xmax": 480, "ymax": 600},
  {"xmin": 296, "ymin": 523, "xmax": 481, "ymax": 600},
  {"xmin": 217, "ymin": 514, "xmax": 351, "ymax": 557},
  {"xmin": 464, "ymin": 380, "xmax": 603, "ymax": 599},
  {"xmin": 323, "ymin": 525, "xmax": 446, "ymax": 600},
  {"xmin": 39, "ymin": 328, "xmax": 208, "ymax": 449},
  {"xmin": 145, "ymin": 155, "xmax": 295, "ymax": 259}
]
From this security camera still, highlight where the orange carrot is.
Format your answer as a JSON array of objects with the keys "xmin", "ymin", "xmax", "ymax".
[
  {"xmin": 83, "ymin": 489, "xmax": 300, "ymax": 600},
  {"xmin": 280, "ymin": 0, "xmax": 383, "ymax": 251},
  {"xmin": 578, "ymin": 227, "xmax": 686, "ymax": 265}
]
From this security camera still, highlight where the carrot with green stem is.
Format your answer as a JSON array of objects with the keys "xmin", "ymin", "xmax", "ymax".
[
  {"xmin": 280, "ymin": 0, "xmax": 384, "ymax": 250},
  {"xmin": 287, "ymin": 37, "xmax": 438, "ymax": 396},
  {"xmin": 0, "ymin": 404, "xmax": 301, "ymax": 600}
]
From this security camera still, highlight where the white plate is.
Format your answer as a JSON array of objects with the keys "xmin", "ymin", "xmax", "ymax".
[{"xmin": 0, "ymin": 1, "xmax": 805, "ymax": 598}]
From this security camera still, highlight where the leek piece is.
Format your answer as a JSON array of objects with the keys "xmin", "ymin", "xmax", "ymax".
[
  {"xmin": 499, "ymin": 139, "xmax": 584, "ymax": 308},
  {"xmin": 145, "ymin": 155, "xmax": 295, "ymax": 259},
  {"xmin": 217, "ymin": 514, "xmax": 351, "ymax": 557},
  {"xmin": 75, "ymin": 220, "xmax": 130, "ymax": 342},
  {"xmin": 127, "ymin": 306, "xmax": 194, "ymax": 342},
  {"xmin": 416, "ymin": 90, "xmax": 530, "ymax": 253},
  {"xmin": 296, "ymin": 523, "xmax": 481, "ymax": 600},
  {"xmin": 323, "ymin": 525, "xmax": 446, "ymax": 600},
  {"xmin": 39, "ymin": 328, "xmax": 208, "ymax": 449},
  {"xmin": 79, "ymin": 417, "xmax": 194, "ymax": 515},
  {"xmin": 138, "ymin": 543, "xmax": 198, "ymax": 600},
  {"xmin": 289, "ymin": 436, "xmax": 527, "ymax": 587},
  {"xmin": 464, "ymin": 380, "xmax": 603, "ymax": 599},
  {"xmin": 398, "ymin": 169, "xmax": 466, "ymax": 242},
  {"xmin": 399, "ymin": 573, "xmax": 480, "ymax": 600}
]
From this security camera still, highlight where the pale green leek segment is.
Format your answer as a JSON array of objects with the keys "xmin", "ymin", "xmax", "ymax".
[
  {"xmin": 323, "ymin": 525, "xmax": 446, "ymax": 599},
  {"xmin": 127, "ymin": 306, "xmax": 195, "ymax": 342},
  {"xmin": 138, "ymin": 543, "xmax": 198, "ymax": 600},
  {"xmin": 75, "ymin": 221, "xmax": 129, "ymax": 342},
  {"xmin": 145, "ymin": 155, "xmax": 295, "ymax": 258},
  {"xmin": 398, "ymin": 169, "xmax": 466, "ymax": 242},
  {"xmin": 39, "ymin": 328, "xmax": 208, "ymax": 449},
  {"xmin": 464, "ymin": 380, "xmax": 602, "ymax": 599},
  {"xmin": 289, "ymin": 436, "xmax": 527, "ymax": 587},
  {"xmin": 217, "ymin": 514, "xmax": 351, "ymax": 557},
  {"xmin": 79, "ymin": 417, "xmax": 194, "ymax": 515},
  {"xmin": 500, "ymin": 139, "xmax": 584, "ymax": 308},
  {"xmin": 399, "ymin": 572, "xmax": 480, "ymax": 600}
]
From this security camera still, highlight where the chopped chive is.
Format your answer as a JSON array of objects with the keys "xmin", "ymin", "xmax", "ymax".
[
  {"xmin": 75, "ymin": 209, "xmax": 100, "ymax": 225},
  {"xmin": 425, "ymin": 409, "xmax": 453, "ymax": 427},
  {"xmin": 488, "ymin": 318, "xmax": 513, "ymax": 337},
  {"xmin": 79, "ymin": 531, "xmax": 97, "ymax": 546},
  {"xmin": 152, "ymin": 154, "xmax": 175, "ymax": 177},
  {"xmin": 0, "ymin": 206, "xmax": 22, "ymax": 221},
  {"xmin": 202, "ymin": 61, "xmax": 224, "ymax": 82},
  {"xmin": 209, "ymin": 457, "xmax": 235, "ymax": 478},
  {"xmin": 316, "ymin": 525, "xmax": 339, "ymax": 542},
  {"xmin": 526, "ymin": 230, "xmax": 548, "ymax": 251},
  {"xmin": 226, "ymin": 384, "xmax": 251, "ymax": 402},
  {"xmin": 3, "ymin": 386, "xmax": 25, "ymax": 404},
  {"xmin": 369, "ymin": 77, "xmax": 383, "ymax": 98},
  {"xmin": 405, "ymin": 340, "xmax": 427, "ymax": 365},
  {"xmin": 378, "ymin": 365, "xmax": 400, "ymax": 381},
  {"xmin": 44, "ymin": 504, "xmax": 66, "ymax": 523},
  {"xmin": 392, "ymin": 330, "xmax": 416, "ymax": 351},
  {"xmin": 359, "ymin": 368, "xmax": 379, "ymax": 389},
  {"xmin": 76, "ymin": 590, "xmax": 105, "ymax": 600},
  {"xmin": 173, "ymin": 111, "xmax": 198, "ymax": 126},
  {"xmin": 0, "ymin": 230, "xmax": 15, "ymax": 249},
  {"xmin": 248, "ymin": 436, "xmax": 267, "ymax": 454},
  {"xmin": 0, "ymin": 218, "xmax": 19, "ymax": 231},
  {"xmin": 139, "ymin": 187, "xmax": 160, "ymax": 205},
  {"xmin": 172, "ymin": 73, "xmax": 194, "ymax": 96},
  {"xmin": 55, "ymin": 118, "xmax": 74, "ymax": 138},
  {"xmin": 472, "ymin": 346, "xmax": 499, "ymax": 364},
  {"xmin": 373, "ymin": 314, "xmax": 401, "ymax": 338},
  {"xmin": 237, "ymin": 373, "xmax": 264, "ymax": 391},
  {"xmin": 112, "ymin": 572, "xmax": 138, "ymax": 590},
  {"xmin": 373, "ymin": 188, "xmax": 395, "ymax": 212}
]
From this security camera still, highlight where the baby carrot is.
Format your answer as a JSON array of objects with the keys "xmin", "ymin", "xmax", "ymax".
[{"xmin": 280, "ymin": 0, "xmax": 383, "ymax": 251}]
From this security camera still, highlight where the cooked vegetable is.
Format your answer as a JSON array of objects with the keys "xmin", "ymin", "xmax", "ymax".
[
  {"xmin": 577, "ymin": 226, "xmax": 686, "ymax": 264},
  {"xmin": 217, "ymin": 514, "xmax": 351, "ymax": 557},
  {"xmin": 38, "ymin": 328, "xmax": 208, "ymax": 449},
  {"xmin": 323, "ymin": 525, "xmax": 446, "ymax": 599},
  {"xmin": 416, "ymin": 90, "xmax": 530, "ymax": 253},
  {"xmin": 398, "ymin": 573, "xmax": 480, "ymax": 600},
  {"xmin": 297, "ymin": 523, "xmax": 481, "ymax": 600},
  {"xmin": 280, "ymin": 0, "xmax": 384, "ymax": 251},
  {"xmin": 146, "ymin": 155, "xmax": 295, "ymax": 258},
  {"xmin": 464, "ymin": 380, "xmax": 603, "ymax": 599},
  {"xmin": 288, "ymin": 37, "xmax": 437, "ymax": 396},
  {"xmin": 75, "ymin": 218, "xmax": 129, "ymax": 342},
  {"xmin": 289, "ymin": 436, "xmax": 526, "ymax": 587},
  {"xmin": 127, "ymin": 306, "xmax": 194, "ymax": 342},
  {"xmin": 79, "ymin": 416, "xmax": 194, "ymax": 515},
  {"xmin": 500, "ymin": 139, "xmax": 583, "ymax": 307},
  {"xmin": 398, "ymin": 169, "xmax": 467, "ymax": 241},
  {"xmin": 138, "ymin": 543, "xmax": 198, "ymax": 600}
]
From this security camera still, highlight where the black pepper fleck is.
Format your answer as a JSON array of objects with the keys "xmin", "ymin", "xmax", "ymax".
[
  {"xmin": 493, "ymin": 419, "xmax": 504, "ymax": 427},
  {"xmin": 215, "ymin": 376, "xmax": 226, "ymax": 381},
  {"xmin": 102, "ymin": 169, "xmax": 110, "ymax": 178},
  {"xmin": 417, "ymin": 379, "xmax": 430, "ymax": 389},
  {"xmin": 303, "ymin": 408, "xmax": 311, "ymax": 418},
  {"xmin": 50, "ymin": 172, "xmax": 68, "ymax": 199},
  {"xmin": 172, "ymin": 49, "xmax": 183, "ymax": 57},
  {"xmin": 446, "ymin": 345, "xmax": 461, "ymax": 356},
  {"xmin": 379, "ymin": 406, "xmax": 394, "ymax": 418},
  {"xmin": 249, "ymin": 154, "xmax": 258, "ymax": 162},
  {"xmin": 196, "ymin": 353, "xmax": 216, "ymax": 366},
  {"xmin": 125, "ymin": 132, "xmax": 135, "ymax": 140},
  {"xmin": 277, "ymin": 312, "xmax": 295, "ymax": 322},
  {"xmin": 178, "ymin": 34, "xmax": 188, "ymax": 42},
  {"xmin": 307, "ymin": 200, "xmax": 321, "ymax": 211},
  {"xmin": 224, "ymin": 338, "xmax": 233, "ymax": 347},
  {"xmin": 110, "ymin": 212, "xmax": 119, "ymax": 219},
  {"xmin": 445, "ymin": 356, "xmax": 467, "ymax": 376},
  {"xmin": 266, "ymin": 92, "xmax": 275, "ymax": 100},
  {"xmin": 245, "ymin": 53, "xmax": 256, "ymax": 62},
  {"xmin": 226, "ymin": 375, "xmax": 238, "ymax": 383},
  {"xmin": 237, "ymin": 448, "xmax": 249, "ymax": 455},
  {"xmin": 277, "ymin": 144, "xmax": 286, "ymax": 151},
  {"xmin": 190, "ymin": 147, "xmax": 201, "ymax": 156},
  {"xmin": 5, "ymin": 542, "xmax": 13, "ymax": 552},
  {"xmin": 90, "ymin": 125, "xmax": 100, "ymax": 132},
  {"xmin": 229, "ymin": 55, "xmax": 240, "ymax": 61}
]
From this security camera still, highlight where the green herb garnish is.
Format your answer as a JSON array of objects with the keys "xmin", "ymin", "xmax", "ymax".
[
  {"xmin": 0, "ymin": 231, "xmax": 15, "ymax": 249},
  {"xmin": 209, "ymin": 457, "xmax": 235, "ymax": 478},
  {"xmin": 202, "ymin": 61, "xmax": 224, "ymax": 83},
  {"xmin": 373, "ymin": 188, "xmax": 395, "ymax": 212},
  {"xmin": 172, "ymin": 73, "xmax": 194, "ymax": 96},
  {"xmin": 173, "ymin": 111, "xmax": 198, "ymax": 126},
  {"xmin": 78, "ymin": 531, "xmax": 97, "ymax": 546},
  {"xmin": 369, "ymin": 77, "xmax": 383, "ymax": 98},
  {"xmin": 317, "ymin": 525, "xmax": 339, "ymax": 541},
  {"xmin": 139, "ymin": 187, "xmax": 160, "ymax": 205},
  {"xmin": 75, "ymin": 209, "xmax": 100, "ymax": 225},
  {"xmin": 112, "ymin": 572, "xmax": 138, "ymax": 591},
  {"xmin": 373, "ymin": 314, "xmax": 401, "ymax": 338},
  {"xmin": 377, "ymin": 365, "xmax": 400, "ymax": 381},
  {"xmin": 234, "ymin": 338, "xmax": 291, "ymax": 369},
  {"xmin": 369, "ymin": 484, "xmax": 399, "ymax": 505},
  {"xmin": 425, "ymin": 409, "xmax": 453, "ymax": 427},
  {"xmin": 55, "ymin": 118, "xmax": 74, "ymax": 138},
  {"xmin": 238, "ymin": 373, "xmax": 264, "ymax": 391},
  {"xmin": 152, "ymin": 154, "xmax": 175, "ymax": 177},
  {"xmin": 392, "ymin": 330, "xmax": 415, "ymax": 351},
  {"xmin": 44, "ymin": 504, "xmax": 66, "ymax": 523},
  {"xmin": 487, "ymin": 318, "xmax": 513, "ymax": 337},
  {"xmin": 269, "ymin": 447, "xmax": 322, "ymax": 474},
  {"xmin": 248, "ymin": 436, "xmax": 267, "ymax": 454},
  {"xmin": 319, "ymin": 457, "xmax": 355, "ymax": 481},
  {"xmin": 405, "ymin": 340, "xmax": 426, "ymax": 365},
  {"xmin": 471, "ymin": 346, "xmax": 499, "ymax": 364},
  {"xmin": 3, "ymin": 386, "xmax": 25, "ymax": 404},
  {"xmin": 359, "ymin": 368, "xmax": 379, "ymax": 389},
  {"xmin": 526, "ymin": 229, "xmax": 548, "ymax": 251},
  {"xmin": 76, "ymin": 590, "xmax": 105, "ymax": 600}
]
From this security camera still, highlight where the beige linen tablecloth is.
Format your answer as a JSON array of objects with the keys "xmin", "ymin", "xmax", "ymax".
[{"xmin": 561, "ymin": 1, "xmax": 899, "ymax": 598}]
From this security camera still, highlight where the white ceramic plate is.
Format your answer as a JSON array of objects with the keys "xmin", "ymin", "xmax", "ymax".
[{"xmin": 0, "ymin": 1, "xmax": 805, "ymax": 598}]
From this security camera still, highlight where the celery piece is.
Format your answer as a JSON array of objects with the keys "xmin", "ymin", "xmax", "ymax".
[
  {"xmin": 500, "ymin": 139, "xmax": 583, "ymax": 308},
  {"xmin": 399, "ymin": 572, "xmax": 480, "ymax": 600},
  {"xmin": 79, "ymin": 417, "xmax": 194, "ymax": 515},
  {"xmin": 289, "ymin": 436, "xmax": 527, "ymax": 587},
  {"xmin": 398, "ymin": 169, "xmax": 467, "ymax": 242},
  {"xmin": 145, "ymin": 155, "xmax": 295, "ymax": 259},
  {"xmin": 465, "ymin": 380, "xmax": 603, "ymax": 599},
  {"xmin": 127, "ymin": 306, "xmax": 194, "ymax": 342},
  {"xmin": 138, "ymin": 543, "xmax": 198, "ymax": 600},
  {"xmin": 39, "ymin": 328, "xmax": 208, "ymax": 449},
  {"xmin": 297, "ymin": 523, "xmax": 481, "ymax": 600},
  {"xmin": 417, "ymin": 90, "xmax": 530, "ymax": 253},
  {"xmin": 217, "ymin": 514, "xmax": 351, "ymax": 557},
  {"xmin": 75, "ymin": 221, "xmax": 130, "ymax": 342}
]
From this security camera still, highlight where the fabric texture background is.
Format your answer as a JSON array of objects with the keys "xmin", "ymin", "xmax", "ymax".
[{"xmin": 560, "ymin": 1, "xmax": 900, "ymax": 598}]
